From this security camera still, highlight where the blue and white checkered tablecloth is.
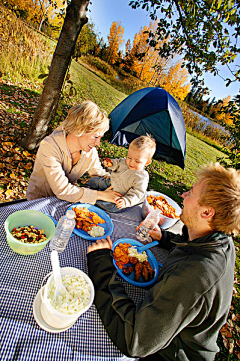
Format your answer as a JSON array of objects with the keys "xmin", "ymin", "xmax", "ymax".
[{"xmin": 0, "ymin": 197, "xmax": 170, "ymax": 361}]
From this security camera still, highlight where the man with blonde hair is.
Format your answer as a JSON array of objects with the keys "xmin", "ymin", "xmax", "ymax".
[
  {"xmin": 86, "ymin": 134, "xmax": 156, "ymax": 212},
  {"xmin": 87, "ymin": 163, "xmax": 240, "ymax": 360}
]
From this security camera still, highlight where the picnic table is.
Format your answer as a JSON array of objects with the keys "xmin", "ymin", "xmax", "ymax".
[{"xmin": 0, "ymin": 196, "xmax": 183, "ymax": 361}]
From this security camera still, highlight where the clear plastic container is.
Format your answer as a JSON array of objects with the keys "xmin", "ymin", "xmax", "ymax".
[
  {"xmin": 49, "ymin": 210, "xmax": 76, "ymax": 253},
  {"xmin": 40, "ymin": 267, "xmax": 95, "ymax": 328},
  {"xmin": 136, "ymin": 210, "xmax": 161, "ymax": 243}
]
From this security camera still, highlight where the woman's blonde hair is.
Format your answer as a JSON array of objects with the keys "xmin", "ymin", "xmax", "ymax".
[
  {"xmin": 197, "ymin": 163, "xmax": 240, "ymax": 236},
  {"xmin": 61, "ymin": 100, "xmax": 109, "ymax": 136},
  {"xmin": 130, "ymin": 134, "xmax": 156, "ymax": 159}
]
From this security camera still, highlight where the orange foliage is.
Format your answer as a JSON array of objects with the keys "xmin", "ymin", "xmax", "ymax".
[
  {"xmin": 106, "ymin": 21, "xmax": 124, "ymax": 64},
  {"xmin": 123, "ymin": 22, "xmax": 190, "ymax": 99},
  {"xmin": 160, "ymin": 60, "xmax": 191, "ymax": 100},
  {"xmin": 215, "ymin": 96, "xmax": 233, "ymax": 125}
]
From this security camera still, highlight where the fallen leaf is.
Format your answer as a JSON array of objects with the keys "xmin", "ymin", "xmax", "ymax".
[{"xmin": 23, "ymin": 162, "xmax": 32, "ymax": 170}]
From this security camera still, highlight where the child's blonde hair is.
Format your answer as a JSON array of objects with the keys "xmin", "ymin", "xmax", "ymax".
[
  {"xmin": 61, "ymin": 100, "xmax": 109, "ymax": 136},
  {"xmin": 197, "ymin": 163, "xmax": 240, "ymax": 236},
  {"xmin": 130, "ymin": 134, "xmax": 156, "ymax": 159}
]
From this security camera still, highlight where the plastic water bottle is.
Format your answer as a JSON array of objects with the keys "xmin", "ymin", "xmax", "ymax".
[
  {"xmin": 136, "ymin": 210, "xmax": 161, "ymax": 243},
  {"xmin": 49, "ymin": 210, "xmax": 76, "ymax": 253}
]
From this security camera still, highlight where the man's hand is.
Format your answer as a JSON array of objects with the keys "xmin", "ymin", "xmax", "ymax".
[
  {"xmin": 87, "ymin": 236, "xmax": 112, "ymax": 254},
  {"xmin": 116, "ymin": 198, "xmax": 126, "ymax": 209},
  {"xmin": 149, "ymin": 228, "xmax": 162, "ymax": 241}
]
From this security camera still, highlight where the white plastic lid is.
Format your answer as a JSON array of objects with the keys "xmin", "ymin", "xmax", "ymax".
[{"xmin": 66, "ymin": 210, "xmax": 75, "ymax": 219}]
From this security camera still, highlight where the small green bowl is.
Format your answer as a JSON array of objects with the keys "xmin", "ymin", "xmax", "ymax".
[{"xmin": 4, "ymin": 210, "xmax": 56, "ymax": 255}]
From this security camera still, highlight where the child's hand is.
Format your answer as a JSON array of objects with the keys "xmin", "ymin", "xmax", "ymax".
[
  {"xmin": 116, "ymin": 198, "xmax": 126, "ymax": 209},
  {"xmin": 104, "ymin": 157, "xmax": 113, "ymax": 168}
]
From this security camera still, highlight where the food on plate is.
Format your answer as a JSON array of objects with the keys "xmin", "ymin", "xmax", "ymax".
[
  {"xmin": 128, "ymin": 245, "xmax": 148, "ymax": 262},
  {"xmin": 87, "ymin": 225, "xmax": 105, "ymax": 238},
  {"xmin": 73, "ymin": 207, "xmax": 106, "ymax": 236},
  {"xmin": 142, "ymin": 261, "xmax": 155, "ymax": 281},
  {"xmin": 11, "ymin": 225, "xmax": 47, "ymax": 243},
  {"xmin": 113, "ymin": 242, "xmax": 155, "ymax": 282},
  {"xmin": 147, "ymin": 194, "xmax": 179, "ymax": 218},
  {"xmin": 48, "ymin": 274, "xmax": 90, "ymax": 314},
  {"xmin": 134, "ymin": 262, "xmax": 143, "ymax": 281},
  {"xmin": 113, "ymin": 242, "xmax": 131, "ymax": 269},
  {"xmin": 104, "ymin": 157, "xmax": 113, "ymax": 167}
]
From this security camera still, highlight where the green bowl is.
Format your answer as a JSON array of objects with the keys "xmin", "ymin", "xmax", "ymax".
[{"xmin": 4, "ymin": 210, "xmax": 56, "ymax": 255}]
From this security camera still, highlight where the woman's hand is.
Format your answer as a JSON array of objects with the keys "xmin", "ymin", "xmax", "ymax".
[
  {"xmin": 97, "ymin": 189, "xmax": 123, "ymax": 203},
  {"xmin": 87, "ymin": 236, "xmax": 112, "ymax": 254}
]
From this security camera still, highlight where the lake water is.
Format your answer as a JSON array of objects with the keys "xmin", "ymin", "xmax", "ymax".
[{"xmin": 193, "ymin": 111, "xmax": 227, "ymax": 132}]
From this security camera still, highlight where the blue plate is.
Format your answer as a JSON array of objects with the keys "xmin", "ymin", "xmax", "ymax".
[
  {"xmin": 112, "ymin": 238, "xmax": 159, "ymax": 287},
  {"xmin": 66, "ymin": 203, "xmax": 114, "ymax": 241}
]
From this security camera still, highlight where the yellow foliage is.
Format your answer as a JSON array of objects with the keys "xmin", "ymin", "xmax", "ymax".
[
  {"xmin": 4, "ymin": 0, "xmax": 65, "ymax": 36},
  {"xmin": 106, "ymin": 21, "xmax": 124, "ymax": 64},
  {"xmin": 130, "ymin": 22, "xmax": 161, "ymax": 83},
  {"xmin": 215, "ymin": 96, "xmax": 233, "ymax": 125},
  {"xmin": 160, "ymin": 60, "xmax": 191, "ymax": 100},
  {"xmin": 125, "ymin": 21, "xmax": 190, "ymax": 98}
]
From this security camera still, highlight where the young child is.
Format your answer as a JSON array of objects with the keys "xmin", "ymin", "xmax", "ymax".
[{"xmin": 86, "ymin": 134, "xmax": 156, "ymax": 213}]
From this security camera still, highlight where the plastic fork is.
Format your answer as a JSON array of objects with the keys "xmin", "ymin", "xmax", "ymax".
[
  {"xmin": 137, "ymin": 240, "xmax": 159, "ymax": 252},
  {"xmin": 50, "ymin": 250, "xmax": 69, "ymax": 301}
]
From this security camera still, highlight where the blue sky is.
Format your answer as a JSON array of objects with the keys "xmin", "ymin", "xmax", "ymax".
[{"xmin": 87, "ymin": 0, "xmax": 239, "ymax": 101}]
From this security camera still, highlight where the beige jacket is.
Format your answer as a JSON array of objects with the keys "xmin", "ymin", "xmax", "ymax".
[
  {"xmin": 26, "ymin": 126, "xmax": 107, "ymax": 204},
  {"xmin": 108, "ymin": 158, "xmax": 149, "ymax": 208}
]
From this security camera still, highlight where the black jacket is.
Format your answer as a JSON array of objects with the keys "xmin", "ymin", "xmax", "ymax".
[{"xmin": 87, "ymin": 227, "xmax": 235, "ymax": 360}]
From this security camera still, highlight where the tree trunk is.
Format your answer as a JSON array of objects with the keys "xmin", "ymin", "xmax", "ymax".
[{"xmin": 22, "ymin": 0, "xmax": 89, "ymax": 150}]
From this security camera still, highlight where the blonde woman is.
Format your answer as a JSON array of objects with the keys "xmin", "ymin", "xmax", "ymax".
[{"xmin": 27, "ymin": 101, "xmax": 122, "ymax": 204}]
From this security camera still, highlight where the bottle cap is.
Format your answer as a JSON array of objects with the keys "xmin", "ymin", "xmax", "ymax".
[{"xmin": 66, "ymin": 210, "xmax": 75, "ymax": 219}]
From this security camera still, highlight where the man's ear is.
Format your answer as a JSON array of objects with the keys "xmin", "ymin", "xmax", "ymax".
[{"xmin": 201, "ymin": 207, "xmax": 215, "ymax": 219}]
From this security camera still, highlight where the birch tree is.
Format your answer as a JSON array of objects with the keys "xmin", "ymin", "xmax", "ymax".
[{"xmin": 22, "ymin": 0, "xmax": 89, "ymax": 150}]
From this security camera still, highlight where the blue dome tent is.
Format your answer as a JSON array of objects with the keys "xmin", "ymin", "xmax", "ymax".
[{"xmin": 109, "ymin": 87, "xmax": 186, "ymax": 169}]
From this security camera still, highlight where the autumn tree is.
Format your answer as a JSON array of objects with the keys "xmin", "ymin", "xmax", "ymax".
[
  {"xmin": 22, "ymin": 0, "xmax": 89, "ymax": 150},
  {"xmin": 2, "ymin": 0, "xmax": 35, "ymax": 20},
  {"xmin": 94, "ymin": 36, "xmax": 105, "ymax": 57},
  {"xmin": 130, "ymin": 0, "xmax": 240, "ymax": 87},
  {"xmin": 218, "ymin": 95, "xmax": 240, "ymax": 169},
  {"xmin": 105, "ymin": 21, "xmax": 124, "ymax": 64},
  {"xmin": 160, "ymin": 60, "xmax": 191, "ymax": 100},
  {"xmin": 214, "ymin": 96, "xmax": 233, "ymax": 124},
  {"xmin": 127, "ymin": 22, "xmax": 169, "ymax": 84},
  {"xmin": 2, "ymin": 0, "xmax": 64, "ymax": 35},
  {"xmin": 130, "ymin": 25, "xmax": 153, "ymax": 81},
  {"xmin": 124, "ymin": 22, "xmax": 190, "ymax": 98},
  {"xmin": 35, "ymin": 0, "xmax": 67, "ymax": 34},
  {"xmin": 121, "ymin": 39, "xmax": 134, "ymax": 72},
  {"xmin": 74, "ymin": 22, "xmax": 98, "ymax": 57}
]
